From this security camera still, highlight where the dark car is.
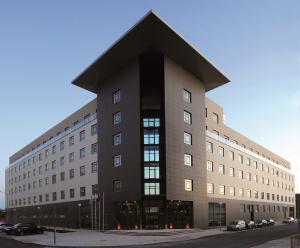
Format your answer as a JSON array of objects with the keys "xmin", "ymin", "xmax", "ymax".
[
  {"xmin": 246, "ymin": 220, "xmax": 256, "ymax": 229},
  {"xmin": 4, "ymin": 223, "xmax": 44, "ymax": 235},
  {"xmin": 254, "ymin": 219, "xmax": 268, "ymax": 228},
  {"xmin": 0, "ymin": 224, "xmax": 13, "ymax": 232}
]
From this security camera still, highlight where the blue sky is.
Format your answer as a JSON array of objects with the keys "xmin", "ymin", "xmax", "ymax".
[{"xmin": 0, "ymin": 0, "xmax": 299, "ymax": 208}]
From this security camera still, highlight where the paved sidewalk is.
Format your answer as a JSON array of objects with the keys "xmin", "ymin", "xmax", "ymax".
[{"xmin": 5, "ymin": 228, "xmax": 228, "ymax": 247}]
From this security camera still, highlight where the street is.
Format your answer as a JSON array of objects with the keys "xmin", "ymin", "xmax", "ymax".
[{"xmin": 0, "ymin": 223, "xmax": 299, "ymax": 248}]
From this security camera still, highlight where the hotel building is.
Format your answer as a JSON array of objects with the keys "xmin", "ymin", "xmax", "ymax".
[{"xmin": 5, "ymin": 12, "xmax": 295, "ymax": 229}]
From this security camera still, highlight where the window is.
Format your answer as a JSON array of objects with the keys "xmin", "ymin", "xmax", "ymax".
[
  {"xmin": 184, "ymin": 179, "xmax": 193, "ymax": 191},
  {"xmin": 219, "ymin": 164, "xmax": 225, "ymax": 175},
  {"xmin": 183, "ymin": 89, "xmax": 191, "ymax": 103},
  {"xmin": 69, "ymin": 136, "xmax": 74, "ymax": 146},
  {"xmin": 184, "ymin": 132, "xmax": 192, "ymax": 145},
  {"xmin": 39, "ymin": 153, "xmax": 42, "ymax": 161},
  {"xmin": 238, "ymin": 154, "xmax": 243, "ymax": 164},
  {"xmin": 52, "ymin": 192, "xmax": 57, "ymax": 201},
  {"xmin": 80, "ymin": 165, "xmax": 86, "ymax": 176},
  {"xmin": 39, "ymin": 179, "xmax": 42, "ymax": 187},
  {"xmin": 212, "ymin": 113, "xmax": 219, "ymax": 124},
  {"xmin": 207, "ymin": 160, "xmax": 213, "ymax": 171},
  {"xmin": 183, "ymin": 111, "xmax": 192, "ymax": 124},
  {"xmin": 80, "ymin": 187, "xmax": 86, "ymax": 197},
  {"xmin": 52, "ymin": 145, "xmax": 56, "ymax": 155},
  {"xmin": 60, "ymin": 156, "xmax": 64, "ymax": 166},
  {"xmin": 246, "ymin": 189, "xmax": 251, "ymax": 198},
  {"xmin": 60, "ymin": 172, "xmax": 65, "ymax": 181},
  {"xmin": 45, "ymin": 193, "xmax": 49, "ymax": 202},
  {"xmin": 229, "ymin": 151, "xmax": 234, "ymax": 160},
  {"xmin": 113, "ymin": 133, "xmax": 122, "ymax": 146},
  {"xmin": 206, "ymin": 141, "xmax": 213, "ymax": 153},
  {"xmin": 239, "ymin": 188, "xmax": 244, "ymax": 197},
  {"xmin": 51, "ymin": 160, "xmax": 56, "ymax": 169},
  {"xmin": 70, "ymin": 188, "xmax": 75, "ymax": 198},
  {"xmin": 144, "ymin": 146, "xmax": 159, "ymax": 162},
  {"xmin": 61, "ymin": 190, "xmax": 65, "ymax": 200},
  {"xmin": 144, "ymin": 129, "xmax": 159, "ymax": 144},
  {"xmin": 219, "ymin": 146, "xmax": 224, "ymax": 157},
  {"xmin": 207, "ymin": 183, "xmax": 214, "ymax": 194},
  {"xmin": 246, "ymin": 158, "xmax": 250, "ymax": 166},
  {"xmin": 113, "ymin": 155, "xmax": 122, "ymax": 167},
  {"xmin": 45, "ymin": 177, "xmax": 49, "ymax": 185},
  {"xmin": 184, "ymin": 154, "xmax": 192, "ymax": 166},
  {"xmin": 219, "ymin": 185, "xmax": 225, "ymax": 195},
  {"xmin": 45, "ymin": 149, "xmax": 49, "ymax": 158},
  {"xmin": 113, "ymin": 112, "xmax": 121, "ymax": 125},
  {"xmin": 143, "ymin": 118, "xmax": 160, "ymax": 127},
  {"xmin": 91, "ymin": 162, "xmax": 98, "ymax": 173},
  {"xmin": 91, "ymin": 124, "xmax": 97, "ymax": 136},
  {"xmin": 69, "ymin": 169, "xmax": 74, "ymax": 179},
  {"xmin": 91, "ymin": 143, "xmax": 98, "ymax": 154},
  {"xmin": 92, "ymin": 184, "xmax": 98, "ymax": 195},
  {"xmin": 239, "ymin": 170, "xmax": 243, "ymax": 179},
  {"xmin": 144, "ymin": 166, "xmax": 160, "ymax": 179},
  {"xmin": 80, "ymin": 148, "xmax": 86, "ymax": 159},
  {"xmin": 144, "ymin": 182, "xmax": 160, "ymax": 195},
  {"xmin": 113, "ymin": 90, "xmax": 121, "ymax": 104},
  {"xmin": 229, "ymin": 187, "xmax": 235, "ymax": 196},
  {"xmin": 69, "ymin": 152, "xmax": 74, "ymax": 162},
  {"xmin": 60, "ymin": 141, "xmax": 64, "ymax": 151},
  {"xmin": 52, "ymin": 175, "xmax": 56, "ymax": 184},
  {"xmin": 80, "ymin": 130, "xmax": 85, "ymax": 141},
  {"xmin": 246, "ymin": 172, "xmax": 251, "ymax": 181},
  {"xmin": 113, "ymin": 180, "xmax": 122, "ymax": 192},
  {"xmin": 229, "ymin": 167, "xmax": 234, "ymax": 177}
]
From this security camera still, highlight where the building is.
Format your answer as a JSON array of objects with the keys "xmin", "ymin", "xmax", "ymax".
[
  {"xmin": 296, "ymin": 194, "xmax": 300, "ymax": 220},
  {"xmin": 5, "ymin": 11, "xmax": 295, "ymax": 229}
]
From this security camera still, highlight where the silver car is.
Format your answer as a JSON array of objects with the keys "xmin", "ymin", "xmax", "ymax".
[{"xmin": 227, "ymin": 220, "xmax": 246, "ymax": 231}]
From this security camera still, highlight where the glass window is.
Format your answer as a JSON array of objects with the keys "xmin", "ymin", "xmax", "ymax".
[
  {"xmin": 91, "ymin": 143, "xmax": 98, "ymax": 154},
  {"xmin": 69, "ymin": 169, "xmax": 75, "ymax": 179},
  {"xmin": 246, "ymin": 158, "xmax": 250, "ymax": 166},
  {"xmin": 51, "ymin": 160, "xmax": 56, "ymax": 169},
  {"xmin": 206, "ymin": 141, "xmax": 213, "ymax": 153},
  {"xmin": 239, "ymin": 188, "xmax": 244, "ymax": 197},
  {"xmin": 184, "ymin": 132, "xmax": 192, "ymax": 145},
  {"xmin": 143, "ymin": 118, "xmax": 160, "ymax": 127},
  {"xmin": 91, "ymin": 124, "xmax": 97, "ymax": 136},
  {"xmin": 246, "ymin": 189, "xmax": 251, "ymax": 198},
  {"xmin": 69, "ymin": 136, "xmax": 74, "ymax": 146},
  {"xmin": 183, "ymin": 111, "xmax": 192, "ymax": 124},
  {"xmin": 113, "ymin": 111, "xmax": 121, "ymax": 125},
  {"xmin": 60, "ymin": 156, "xmax": 64, "ymax": 166},
  {"xmin": 219, "ymin": 185, "xmax": 225, "ymax": 195},
  {"xmin": 60, "ymin": 172, "xmax": 65, "ymax": 181},
  {"xmin": 113, "ymin": 155, "xmax": 122, "ymax": 167},
  {"xmin": 80, "ymin": 187, "xmax": 86, "ymax": 197},
  {"xmin": 207, "ymin": 183, "xmax": 214, "ymax": 194},
  {"xmin": 229, "ymin": 167, "xmax": 234, "ymax": 177},
  {"xmin": 113, "ymin": 90, "xmax": 121, "ymax": 104},
  {"xmin": 239, "ymin": 170, "xmax": 243, "ymax": 179},
  {"xmin": 184, "ymin": 154, "xmax": 192, "ymax": 166},
  {"xmin": 144, "ymin": 166, "xmax": 159, "ymax": 179},
  {"xmin": 229, "ymin": 187, "xmax": 235, "ymax": 196},
  {"xmin": 92, "ymin": 184, "xmax": 98, "ymax": 195},
  {"xmin": 144, "ymin": 182, "xmax": 160, "ymax": 195},
  {"xmin": 144, "ymin": 129, "xmax": 159, "ymax": 144},
  {"xmin": 80, "ymin": 148, "xmax": 86, "ymax": 159},
  {"xmin": 212, "ymin": 113, "xmax": 219, "ymax": 124},
  {"xmin": 113, "ymin": 180, "xmax": 122, "ymax": 192},
  {"xmin": 69, "ymin": 152, "xmax": 74, "ymax": 162},
  {"xmin": 52, "ymin": 175, "xmax": 56, "ymax": 184},
  {"xmin": 52, "ymin": 192, "xmax": 57, "ymax": 201},
  {"xmin": 219, "ymin": 146, "xmax": 224, "ymax": 157},
  {"xmin": 229, "ymin": 151, "xmax": 234, "ymax": 160},
  {"xmin": 219, "ymin": 164, "xmax": 225, "ymax": 175},
  {"xmin": 80, "ymin": 165, "xmax": 85, "ymax": 176},
  {"xmin": 113, "ymin": 133, "xmax": 122, "ymax": 146},
  {"xmin": 238, "ymin": 154, "xmax": 243, "ymax": 164},
  {"xmin": 60, "ymin": 141, "xmax": 64, "ymax": 151},
  {"xmin": 91, "ymin": 162, "xmax": 98, "ymax": 173},
  {"xmin": 183, "ymin": 89, "xmax": 191, "ymax": 103},
  {"xmin": 144, "ymin": 146, "xmax": 159, "ymax": 162},
  {"xmin": 207, "ymin": 160, "xmax": 213, "ymax": 172},
  {"xmin": 80, "ymin": 130, "xmax": 85, "ymax": 141},
  {"xmin": 52, "ymin": 145, "xmax": 56, "ymax": 154},
  {"xmin": 61, "ymin": 190, "xmax": 65, "ymax": 200},
  {"xmin": 185, "ymin": 179, "xmax": 193, "ymax": 191},
  {"xmin": 70, "ymin": 188, "xmax": 75, "ymax": 198}
]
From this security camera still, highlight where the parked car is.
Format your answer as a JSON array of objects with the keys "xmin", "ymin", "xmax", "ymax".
[
  {"xmin": 283, "ymin": 217, "xmax": 295, "ymax": 224},
  {"xmin": 254, "ymin": 219, "xmax": 268, "ymax": 228},
  {"xmin": 0, "ymin": 223, "xmax": 13, "ymax": 232},
  {"xmin": 4, "ymin": 223, "xmax": 44, "ymax": 235},
  {"xmin": 246, "ymin": 220, "xmax": 256, "ymax": 229},
  {"xmin": 227, "ymin": 220, "xmax": 246, "ymax": 231},
  {"xmin": 266, "ymin": 219, "xmax": 275, "ymax": 226}
]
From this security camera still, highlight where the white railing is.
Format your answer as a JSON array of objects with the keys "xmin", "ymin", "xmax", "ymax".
[
  {"xmin": 206, "ymin": 130, "xmax": 291, "ymax": 173},
  {"xmin": 8, "ymin": 113, "xmax": 97, "ymax": 169}
]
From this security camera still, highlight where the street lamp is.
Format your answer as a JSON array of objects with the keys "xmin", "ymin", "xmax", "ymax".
[
  {"xmin": 37, "ymin": 206, "xmax": 41, "ymax": 226},
  {"xmin": 78, "ymin": 203, "xmax": 82, "ymax": 229}
]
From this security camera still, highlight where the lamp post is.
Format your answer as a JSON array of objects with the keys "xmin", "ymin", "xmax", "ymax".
[
  {"xmin": 37, "ymin": 206, "xmax": 41, "ymax": 226},
  {"xmin": 78, "ymin": 203, "xmax": 82, "ymax": 229}
]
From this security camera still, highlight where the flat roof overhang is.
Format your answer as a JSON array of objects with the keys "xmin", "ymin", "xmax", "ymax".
[{"xmin": 72, "ymin": 11, "xmax": 230, "ymax": 93}]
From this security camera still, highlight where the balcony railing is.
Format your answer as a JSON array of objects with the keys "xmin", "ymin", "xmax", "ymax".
[{"xmin": 7, "ymin": 113, "xmax": 97, "ymax": 169}]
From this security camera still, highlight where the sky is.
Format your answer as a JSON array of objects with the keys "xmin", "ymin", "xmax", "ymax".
[{"xmin": 0, "ymin": 0, "xmax": 299, "ymax": 209}]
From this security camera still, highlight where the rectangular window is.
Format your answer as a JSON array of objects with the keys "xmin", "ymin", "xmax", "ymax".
[
  {"xmin": 239, "ymin": 170, "xmax": 243, "ymax": 179},
  {"xmin": 184, "ymin": 132, "xmax": 192, "ymax": 145},
  {"xmin": 207, "ymin": 160, "xmax": 213, "ymax": 172},
  {"xmin": 219, "ymin": 185, "xmax": 225, "ymax": 195},
  {"xmin": 91, "ymin": 162, "xmax": 98, "ymax": 173},
  {"xmin": 246, "ymin": 158, "xmax": 250, "ymax": 166},
  {"xmin": 113, "ymin": 90, "xmax": 121, "ymax": 104},
  {"xmin": 52, "ymin": 175, "xmax": 56, "ymax": 184},
  {"xmin": 229, "ymin": 187, "xmax": 235, "ymax": 196},
  {"xmin": 61, "ymin": 190, "xmax": 65, "ymax": 200},
  {"xmin": 91, "ymin": 124, "xmax": 97, "ymax": 136},
  {"xmin": 144, "ymin": 182, "xmax": 160, "ymax": 195},
  {"xmin": 80, "ymin": 187, "xmax": 86, "ymax": 197},
  {"xmin": 229, "ymin": 167, "xmax": 234, "ymax": 177},
  {"xmin": 229, "ymin": 151, "xmax": 234, "ymax": 160},
  {"xmin": 113, "ymin": 111, "xmax": 121, "ymax": 125},
  {"xmin": 183, "ymin": 111, "xmax": 192, "ymax": 124},
  {"xmin": 246, "ymin": 172, "xmax": 251, "ymax": 181},
  {"xmin": 80, "ymin": 148, "xmax": 86, "ymax": 159},
  {"xmin": 184, "ymin": 154, "xmax": 192, "ymax": 166},
  {"xmin": 144, "ymin": 146, "xmax": 159, "ymax": 162},
  {"xmin": 239, "ymin": 188, "xmax": 244, "ymax": 197},
  {"xmin": 219, "ymin": 146, "xmax": 224, "ymax": 157},
  {"xmin": 91, "ymin": 143, "xmax": 98, "ymax": 154},
  {"xmin": 45, "ymin": 149, "xmax": 49, "ymax": 158},
  {"xmin": 219, "ymin": 164, "xmax": 225, "ymax": 175},
  {"xmin": 183, "ymin": 89, "xmax": 191, "ymax": 103},
  {"xmin": 144, "ymin": 166, "xmax": 160, "ymax": 179},
  {"xmin": 69, "ymin": 152, "xmax": 74, "ymax": 162},
  {"xmin": 185, "ymin": 179, "xmax": 193, "ymax": 191},
  {"xmin": 113, "ymin": 155, "xmax": 122, "ymax": 167},
  {"xmin": 238, "ymin": 154, "xmax": 243, "ymax": 164},
  {"xmin": 206, "ymin": 141, "xmax": 213, "ymax": 153},
  {"xmin": 60, "ymin": 141, "xmax": 64, "ymax": 151},
  {"xmin": 80, "ymin": 130, "xmax": 85, "ymax": 141},
  {"xmin": 212, "ymin": 113, "xmax": 219, "ymax": 124},
  {"xmin": 51, "ymin": 160, "xmax": 56, "ymax": 169},
  {"xmin": 60, "ymin": 172, "xmax": 65, "ymax": 181},
  {"xmin": 52, "ymin": 192, "xmax": 57, "ymax": 201},
  {"xmin": 60, "ymin": 156, "xmax": 64, "ymax": 166},
  {"xmin": 92, "ymin": 184, "xmax": 98, "ymax": 195},
  {"xmin": 113, "ymin": 133, "xmax": 122, "ymax": 146},
  {"xmin": 207, "ymin": 183, "xmax": 214, "ymax": 194},
  {"xmin": 143, "ymin": 118, "xmax": 160, "ymax": 127},
  {"xmin": 52, "ymin": 145, "xmax": 56, "ymax": 155},
  {"xmin": 80, "ymin": 165, "xmax": 86, "ymax": 176},
  {"xmin": 246, "ymin": 189, "xmax": 251, "ymax": 198},
  {"xmin": 70, "ymin": 188, "xmax": 75, "ymax": 198},
  {"xmin": 144, "ymin": 129, "xmax": 159, "ymax": 144},
  {"xmin": 113, "ymin": 180, "xmax": 122, "ymax": 192},
  {"xmin": 69, "ymin": 169, "xmax": 74, "ymax": 179},
  {"xmin": 69, "ymin": 136, "xmax": 74, "ymax": 146},
  {"xmin": 45, "ymin": 177, "xmax": 49, "ymax": 185}
]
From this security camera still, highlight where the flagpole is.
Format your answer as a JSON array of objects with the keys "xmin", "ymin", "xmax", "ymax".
[
  {"xmin": 102, "ymin": 192, "xmax": 105, "ymax": 232},
  {"xmin": 99, "ymin": 193, "xmax": 101, "ymax": 232},
  {"xmin": 91, "ymin": 197, "xmax": 93, "ymax": 230},
  {"xmin": 94, "ymin": 196, "xmax": 97, "ymax": 230}
]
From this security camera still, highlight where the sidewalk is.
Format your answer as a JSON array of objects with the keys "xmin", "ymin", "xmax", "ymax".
[{"xmin": 5, "ymin": 227, "xmax": 228, "ymax": 247}]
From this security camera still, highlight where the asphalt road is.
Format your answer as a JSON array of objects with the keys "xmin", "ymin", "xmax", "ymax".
[{"xmin": 0, "ymin": 223, "xmax": 299, "ymax": 248}]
